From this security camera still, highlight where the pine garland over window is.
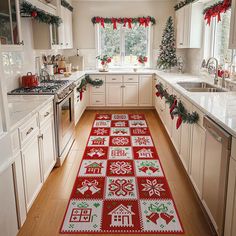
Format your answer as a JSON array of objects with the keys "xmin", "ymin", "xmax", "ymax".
[
  {"xmin": 174, "ymin": 0, "xmax": 195, "ymax": 11},
  {"xmin": 61, "ymin": 0, "xmax": 73, "ymax": 12}
]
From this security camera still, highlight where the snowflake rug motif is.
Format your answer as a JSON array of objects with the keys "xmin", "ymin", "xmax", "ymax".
[{"xmin": 60, "ymin": 114, "xmax": 184, "ymax": 234}]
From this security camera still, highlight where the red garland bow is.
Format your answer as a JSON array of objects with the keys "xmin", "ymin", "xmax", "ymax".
[
  {"xmin": 111, "ymin": 18, "xmax": 117, "ymax": 29},
  {"xmin": 204, "ymin": 0, "xmax": 231, "ymax": 25},
  {"xmin": 124, "ymin": 18, "xmax": 132, "ymax": 29},
  {"xmin": 170, "ymin": 99, "xmax": 177, "ymax": 120},
  {"xmin": 176, "ymin": 115, "xmax": 183, "ymax": 130}
]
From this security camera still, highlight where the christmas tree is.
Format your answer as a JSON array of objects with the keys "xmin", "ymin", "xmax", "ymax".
[{"xmin": 157, "ymin": 16, "xmax": 177, "ymax": 70}]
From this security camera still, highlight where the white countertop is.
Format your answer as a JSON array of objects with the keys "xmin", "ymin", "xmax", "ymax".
[
  {"xmin": 7, "ymin": 95, "xmax": 54, "ymax": 131},
  {"xmin": 155, "ymin": 71, "xmax": 236, "ymax": 137}
]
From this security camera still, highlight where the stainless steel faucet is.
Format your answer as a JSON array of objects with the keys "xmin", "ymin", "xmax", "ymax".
[
  {"xmin": 206, "ymin": 57, "xmax": 219, "ymax": 85},
  {"xmin": 40, "ymin": 68, "xmax": 53, "ymax": 81}
]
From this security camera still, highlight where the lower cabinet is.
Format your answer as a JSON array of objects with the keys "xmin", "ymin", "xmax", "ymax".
[
  {"xmin": 106, "ymin": 83, "xmax": 123, "ymax": 106},
  {"xmin": 225, "ymin": 158, "xmax": 236, "ymax": 236},
  {"xmin": 39, "ymin": 117, "xmax": 56, "ymax": 181},
  {"xmin": 139, "ymin": 75, "xmax": 153, "ymax": 106},
  {"xmin": 21, "ymin": 130, "xmax": 43, "ymax": 211},
  {"xmin": 0, "ymin": 166, "xmax": 19, "ymax": 236},
  {"xmin": 123, "ymin": 83, "xmax": 139, "ymax": 106},
  {"xmin": 189, "ymin": 123, "xmax": 205, "ymax": 198}
]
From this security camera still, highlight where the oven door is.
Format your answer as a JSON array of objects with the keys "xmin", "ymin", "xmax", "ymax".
[{"xmin": 56, "ymin": 91, "xmax": 75, "ymax": 156}]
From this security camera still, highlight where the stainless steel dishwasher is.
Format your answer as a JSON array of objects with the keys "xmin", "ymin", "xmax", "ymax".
[{"xmin": 203, "ymin": 116, "xmax": 231, "ymax": 236}]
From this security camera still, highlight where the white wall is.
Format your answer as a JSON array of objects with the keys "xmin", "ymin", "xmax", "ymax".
[{"xmin": 69, "ymin": 0, "xmax": 179, "ymax": 69}]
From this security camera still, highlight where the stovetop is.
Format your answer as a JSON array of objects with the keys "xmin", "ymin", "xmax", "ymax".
[{"xmin": 8, "ymin": 80, "xmax": 71, "ymax": 95}]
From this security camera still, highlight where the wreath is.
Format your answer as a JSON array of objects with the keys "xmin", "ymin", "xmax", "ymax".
[
  {"xmin": 77, "ymin": 75, "xmax": 104, "ymax": 101},
  {"xmin": 155, "ymin": 82, "xmax": 199, "ymax": 129}
]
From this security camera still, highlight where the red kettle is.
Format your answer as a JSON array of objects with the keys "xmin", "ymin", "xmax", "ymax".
[{"xmin": 21, "ymin": 72, "xmax": 39, "ymax": 88}]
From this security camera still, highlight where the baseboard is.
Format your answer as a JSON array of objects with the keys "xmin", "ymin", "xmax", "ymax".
[{"xmin": 86, "ymin": 106, "xmax": 155, "ymax": 110}]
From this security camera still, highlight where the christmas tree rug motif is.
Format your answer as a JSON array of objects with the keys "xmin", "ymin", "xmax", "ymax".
[{"xmin": 60, "ymin": 114, "xmax": 184, "ymax": 234}]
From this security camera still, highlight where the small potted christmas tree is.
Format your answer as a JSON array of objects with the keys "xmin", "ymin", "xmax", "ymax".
[{"xmin": 157, "ymin": 16, "xmax": 177, "ymax": 71}]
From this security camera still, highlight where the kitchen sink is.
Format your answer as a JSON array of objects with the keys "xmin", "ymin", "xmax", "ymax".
[{"xmin": 177, "ymin": 82, "xmax": 227, "ymax": 92}]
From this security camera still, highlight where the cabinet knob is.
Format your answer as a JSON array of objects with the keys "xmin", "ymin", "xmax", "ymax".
[
  {"xmin": 180, "ymin": 43, "xmax": 183, "ymax": 45},
  {"xmin": 18, "ymin": 40, "xmax": 24, "ymax": 45}
]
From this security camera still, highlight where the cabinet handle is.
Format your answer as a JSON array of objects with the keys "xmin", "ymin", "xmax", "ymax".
[
  {"xmin": 180, "ymin": 43, "xmax": 183, "ymax": 45},
  {"xmin": 26, "ymin": 127, "xmax": 34, "ymax": 136},
  {"xmin": 44, "ymin": 112, "xmax": 50, "ymax": 118},
  {"xmin": 96, "ymin": 100, "xmax": 100, "ymax": 102},
  {"xmin": 112, "ymin": 78, "xmax": 116, "ymax": 80},
  {"xmin": 38, "ymin": 134, "xmax": 44, "ymax": 140},
  {"xmin": 128, "ymin": 78, "xmax": 133, "ymax": 80}
]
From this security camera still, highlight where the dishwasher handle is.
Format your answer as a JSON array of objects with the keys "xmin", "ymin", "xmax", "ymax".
[{"xmin": 203, "ymin": 116, "xmax": 231, "ymax": 150}]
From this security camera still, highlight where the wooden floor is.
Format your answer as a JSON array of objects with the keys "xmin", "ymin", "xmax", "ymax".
[{"xmin": 18, "ymin": 109, "xmax": 215, "ymax": 236}]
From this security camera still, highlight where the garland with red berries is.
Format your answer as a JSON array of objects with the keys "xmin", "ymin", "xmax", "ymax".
[
  {"xmin": 20, "ymin": 1, "xmax": 62, "ymax": 26},
  {"xmin": 203, "ymin": 0, "xmax": 231, "ymax": 25},
  {"xmin": 155, "ymin": 82, "xmax": 199, "ymax": 129},
  {"xmin": 91, "ymin": 16, "xmax": 156, "ymax": 29},
  {"xmin": 77, "ymin": 75, "xmax": 104, "ymax": 101}
]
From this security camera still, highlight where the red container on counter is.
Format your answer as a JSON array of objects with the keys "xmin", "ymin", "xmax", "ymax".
[{"xmin": 21, "ymin": 72, "xmax": 39, "ymax": 88}]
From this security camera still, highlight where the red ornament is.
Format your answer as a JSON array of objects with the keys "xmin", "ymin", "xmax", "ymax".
[{"xmin": 31, "ymin": 11, "xmax": 37, "ymax": 18}]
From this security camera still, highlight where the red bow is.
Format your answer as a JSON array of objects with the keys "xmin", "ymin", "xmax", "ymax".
[
  {"xmin": 124, "ymin": 18, "xmax": 132, "ymax": 29},
  {"xmin": 111, "ymin": 18, "xmax": 117, "ymax": 30}
]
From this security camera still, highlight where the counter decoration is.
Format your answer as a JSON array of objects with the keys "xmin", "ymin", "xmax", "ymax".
[
  {"xmin": 21, "ymin": 1, "xmax": 62, "ymax": 26},
  {"xmin": 91, "ymin": 16, "xmax": 156, "ymax": 30},
  {"xmin": 138, "ymin": 55, "xmax": 148, "ymax": 67},
  {"xmin": 77, "ymin": 75, "xmax": 104, "ymax": 101},
  {"xmin": 155, "ymin": 82, "xmax": 199, "ymax": 129},
  {"xmin": 96, "ymin": 55, "xmax": 112, "ymax": 72},
  {"xmin": 157, "ymin": 17, "xmax": 177, "ymax": 71},
  {"xmin": 203, "ymin": 0, "xmax": 231, "ymax": 25}
]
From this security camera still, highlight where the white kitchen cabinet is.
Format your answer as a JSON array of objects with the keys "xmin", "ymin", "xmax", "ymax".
[
  {"xmin": 39, "ymin": 117, "xmax": 56, "ymax": 181},
  {"xmin": 62, "ymin": 6, "xmax": 73, "ymax": 49},
  {"xmin": 229, "ymin": 0, "xmax": 236, "ymax": 48},
  {"xmin": 179, "ymin": 97, "xmax": 192, "ymax": 172},
  {"xmin": 21, "ymin": 132, "xmax": 43, "ymax": 211},
  {"xmin": 139, "ymin": 75, "xmax": 153, "ymax": 106},
  {"xmin": 164, "ymin": 84, "xmax": 173, "ymax": 136},
  {"xmin": 123, "ymin": 83, "xmax": 139, "ymax": 106},
  {"xmin": 175, "ymin": 2, "xmax": 203, "ymax": 48},
  {"xmin": 225, "ymin": 158, "xmax": 236, "ymax": 236},
  {"xmin": 106, "ymin": 83, "xmax": 123, "ymax": 106},
  {"xmin": 189, "ymin": 121, "xmax": 205, "ymax": 198},
  {"xmin": 0, "ymin": 166, "xmax": 19, "ymax": 236}
]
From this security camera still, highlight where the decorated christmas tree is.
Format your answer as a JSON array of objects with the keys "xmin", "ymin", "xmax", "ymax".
[{"xmin": 157, "ymin": 16, "xmax": 177, "ymax": 70}]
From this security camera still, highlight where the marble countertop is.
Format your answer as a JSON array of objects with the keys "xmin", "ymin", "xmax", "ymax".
[
  {"xmin": 155, "ymin": 71, "xmax": 236, "ymax": 137},
  {"xmin": 7, "ymin": 95, "xmax": 54, "ymax": 131}
]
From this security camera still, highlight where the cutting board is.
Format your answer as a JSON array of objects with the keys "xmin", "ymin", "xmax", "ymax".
[{"xmin": 68, "ymin": 56, "xmax": 84, "ymax": 71}]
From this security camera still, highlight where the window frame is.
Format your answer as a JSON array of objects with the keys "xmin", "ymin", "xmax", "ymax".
[{"xmin": 95, "ymin": 24, "xmax": 152, "ymax": 69}]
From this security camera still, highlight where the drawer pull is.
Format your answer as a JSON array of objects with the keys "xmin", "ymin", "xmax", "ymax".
[
  {"xmin": 96, "ymin": 100, "xmax": 100, "ymax": 102},
  {"xmin": 38, "ymin": 134, "xmax": 44, "ymax": 140},
  {"xmin": 128, "ymin": 78, "xmax": 133, "ymax": 80},
  {"xmin": 44, "ymin": 112, "xmax": 50, "ymax": 118},
  {"xmin": 112, "ymin": 78, "xmax": 116, "ymax": 80},
  {"xmin": 26, "ymin": 127, "xmax": 34, "ymax": 136}
]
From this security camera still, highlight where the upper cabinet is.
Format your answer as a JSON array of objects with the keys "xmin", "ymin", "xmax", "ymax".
[
  {"xmin": 175, "ymin": 1, "xmax": 203, "ymax": 48},
  {"xmin": 229, "ymin": 0, "xmax": 236, "ymax": 48},
  {"xmin": 0, "ymin": 0, "xmax": 23, "ymax": 46}
]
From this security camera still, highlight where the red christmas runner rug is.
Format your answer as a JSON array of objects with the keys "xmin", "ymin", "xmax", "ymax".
[{"xmin": 60, "ymin": 114, "xmax": 184, "ymax": 234}]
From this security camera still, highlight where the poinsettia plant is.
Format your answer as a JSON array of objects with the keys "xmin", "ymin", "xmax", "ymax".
[
  {"xmin": 138, "ymin": 55, "xmax": 148, "ymax": 64},
  {"xmin": 96, "ymin": 55, "xmax": 112, "ymax": 65}
]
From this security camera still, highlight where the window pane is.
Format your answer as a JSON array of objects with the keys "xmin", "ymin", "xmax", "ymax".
[
  {"xmin": 100, "ymin": 23, "xmax": 121, "ymax": 66},
  {"xmin": 124, "ymin": 25, "xmax": 149, "ymax": 66},
  {"xmin": 214, "ymin": 10, "xmax": 232, "ymax": 64}
]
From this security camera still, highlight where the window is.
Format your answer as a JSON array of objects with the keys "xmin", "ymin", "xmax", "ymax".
[
  {"xmin": 204, "ymin": 5, "xmax": 235, "ymax": 66},
  {"xmin": 97, "ymin": 23, "xmax": 151, "ymax": 68}
]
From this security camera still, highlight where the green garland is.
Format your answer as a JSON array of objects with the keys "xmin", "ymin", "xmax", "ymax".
[
  {"xmin": 174, "ymin": 0, "xmax": 195, "ymax": 11},
  {"xmin": 171, "ymin": 101, "xmax": 199, "ymax": 124},
  {"xmin": 61, "ymin": 0, "xmax": 73, "ymax": 12},
  {"xmin": 77, "ymin": 75, "xmax": 104, "ymax": 92},
  {"xmin": 155, "ymin": 82, "xmax": 199, "ymax": 124},
  {"xmin": 21, "ymin": 1, "xmax": 62, "ymax": 26}
]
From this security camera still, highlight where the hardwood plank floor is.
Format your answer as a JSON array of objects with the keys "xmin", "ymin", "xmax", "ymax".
[{"xmin": 18, "ymin": 109, "xmax": 215, "ymax": 236}]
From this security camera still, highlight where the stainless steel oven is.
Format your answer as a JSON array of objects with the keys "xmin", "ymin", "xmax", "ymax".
[{"xmin": 56, "ymin": 90, "xmax": 75, "ymax": 165}]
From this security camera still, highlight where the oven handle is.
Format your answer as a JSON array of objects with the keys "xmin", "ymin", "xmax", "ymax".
[{"xmin": 56, "ymin": 90, "xmax": 74, "ymax": 104}]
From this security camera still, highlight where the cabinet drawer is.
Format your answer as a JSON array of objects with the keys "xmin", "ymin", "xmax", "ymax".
[
  {"xmin": 106, "ymin": 75, "xmax": 123, "ymax": 83},
  {"xmin": 19, "ymin": 114, "xmax": 38, "ymax": 145},
  {"xmin": 39, "ymin": 103, "xmax": 53, "ymax": 125},
  {"xmin": 90, "ymin": 94, "xmax": 105, "ymax": 106},
  {"xmin": 123, "ymin": 75, "xmax": 139, "ymax": 83},
  {"xmin": 90, "ymin": 84, "xmax": 105, "ymax": 93}
]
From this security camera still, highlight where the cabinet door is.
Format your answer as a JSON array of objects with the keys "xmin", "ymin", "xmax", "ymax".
[
  {"xmin": 189, "ymin": 124, "xmax": 205, "ymax": 198},
  {"xmin": 176, "ymin": 7, "xmax": 185, "ymax": 48},
  {"xmin": 0, "ymin": 166, "xmax": 19, "ymax": 236},
  {"xmin": 21, "ymin": 133, "xmax": 43, "ymax": 211},
  {"xmin": 229, "ymin": 0, "xmax": 236, "ymax": 48},
  {"xmin": 64, "ymin": 8, "xmax": 73, "ymax": 49},
  {"xmin": 123, "ymin": 83, "xmax": 139, "ymax": 106},
  {"xmin": 225, "ymin": 158, "xmax": 236, "ymax": 236},
  {"xmin": 163, "ymin": 85, "xmax": 173, "ymax": 136},
  {"xmin": 40, "ymin": 117, "xmax": 56, "ymax": 181},
  {"xmin": 106, "ymin": 83, "xmax": 123, "ymax": 106},
  {"xmin": 139, "ymin": 75, "xmax": 153, "ymax": 106}
]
